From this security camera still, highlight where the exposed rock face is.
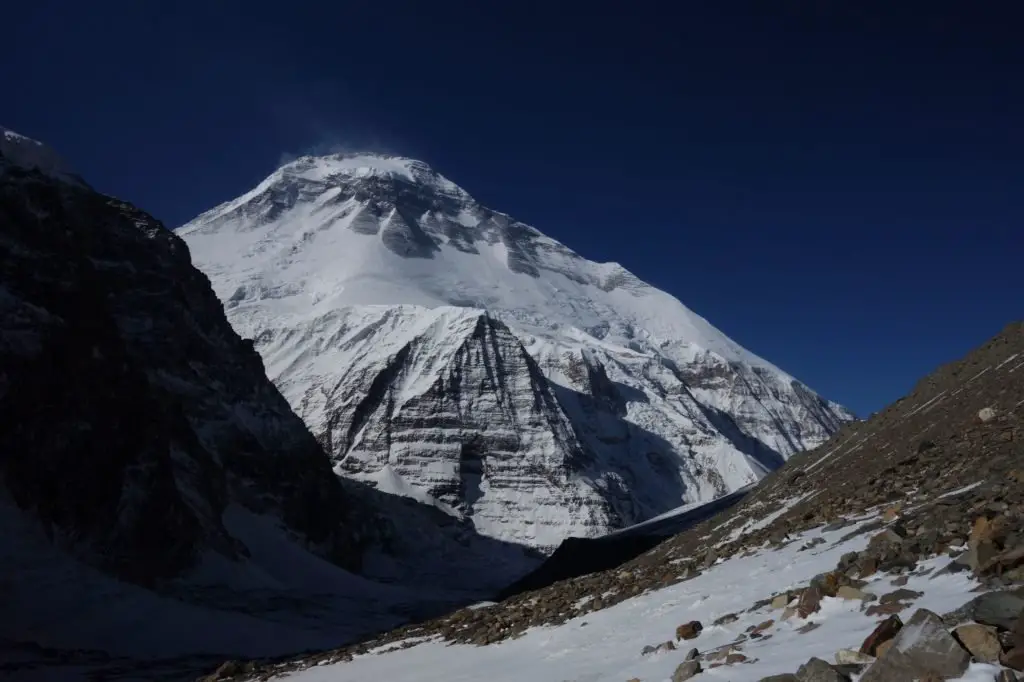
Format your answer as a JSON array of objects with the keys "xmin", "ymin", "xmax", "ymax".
[
  {"xmin": 180, "ymin": 152, "xmax": 854, "ymax": 548},
  {"xmin": 0, "ymin": 132, "xmax": 371, "ymax": 586}
]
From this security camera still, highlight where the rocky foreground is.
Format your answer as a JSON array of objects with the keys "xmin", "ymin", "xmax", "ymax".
[{"xmin": 200, "ymin": 322, "xmax": 1023, "ymax": 681}]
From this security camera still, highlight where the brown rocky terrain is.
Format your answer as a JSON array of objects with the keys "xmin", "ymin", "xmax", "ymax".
[{"xmin": 207, "ymin": 321, "xmax": 1023, "ymax": 680}]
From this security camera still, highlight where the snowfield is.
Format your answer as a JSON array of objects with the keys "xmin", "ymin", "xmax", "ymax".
[{"xmin": 266, "ymin": 517, "xmax": 1003, "ymax": 682}]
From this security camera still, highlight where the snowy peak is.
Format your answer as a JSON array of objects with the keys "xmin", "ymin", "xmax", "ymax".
[
  {"xmin": 0, "ymin": 126, "xmax": 84, "ymax": 186},
  {"xmin": 180, "ymin": 150, "xmax": 855, "ymax": 548}
]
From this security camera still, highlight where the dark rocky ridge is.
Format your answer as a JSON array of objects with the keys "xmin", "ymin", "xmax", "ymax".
[
  {"xmin": 231, "ymin": 321, "xmax": 1023, "ymax": 677},
  {"xmin": 0, "ymin": 156, "xmax": 374, "ymax": 586}
]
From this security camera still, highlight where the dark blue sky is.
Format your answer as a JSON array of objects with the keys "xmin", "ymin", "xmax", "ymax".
[{"xmin": 4, "ymin": 1, "xmax": 1021, "ymax": 416}]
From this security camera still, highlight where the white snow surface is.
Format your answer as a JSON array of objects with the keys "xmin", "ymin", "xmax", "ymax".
[
  {"xmin": 179, "ymin": 152, "xmax": 855, "ymax": 547},
  {"xmin": 268, "ymin": 518, "xmax": 1003, "ymax": 682}
]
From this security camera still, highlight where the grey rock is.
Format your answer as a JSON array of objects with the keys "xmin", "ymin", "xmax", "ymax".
[
  {"xmin": 684, "ymin": 647, "xmax": 700, "ymax": 661},
  {"xmin": 795, "ymin": 657, "xmax": 850, "ymax": 681},
  {"xmin": 945, "ymin": 591, "xmax": 1024, "ymax": 630},
  {"xmin": 861, "ymin": 608, "xmax": 970, "ymax": 682},
  {"xmin": 671, "ymin": 659, "xmax": 702, "ymax": 682}
]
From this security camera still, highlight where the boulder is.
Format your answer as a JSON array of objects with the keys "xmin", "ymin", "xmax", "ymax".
[
  {"xmin": 953, "ymin": 623, "xmax": 1002, "ymax": 663},
  {"xmin": 795, "ymin": 657, "xmax": 850, "ymax": 681},
  {"xmin": 860, "ymin": 615, "xmax": 903, "ymax": 656},
  {"xmin": 1003, "ymin": 646, "xmax": 1024, "ymax": 671},
  {"xmin": 798, "ymin": 586, "xmax": 824, "ymax": 618},
  {"xmin": 860, "ymin": 609, "xmax": 970, "ymax": 682},
  {"xmin": 671, "ymin": 659, "xmax": 702, "ymax": 682},
  {"xmin": 947, "ymin": 591, "xmax": 1024, "ymax": 630},
  {"xmin": 675, "ymin": 621, "xmax": 703, "ymax": 641}
]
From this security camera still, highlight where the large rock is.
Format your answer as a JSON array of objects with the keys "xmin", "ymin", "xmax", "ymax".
[
  {"xmin": 953, "ymin": 623, "xmax": 1002, "ymax": 663},
  {"xmin": 860, "ymin": 609, "xmax": 970, "ymax": 681},
  {"xmin": 675, "ymin": 621, "xmax": 703, "ymax": 641},
  {"xmin": 672, "ymin": 659, "xmax": 702, "ymax": 682},
  {"xmin": 947, "ymin": 591, "xmax": 1024, "ymax": 631},
  {"xmin": 861, "ymin": 615, "xmax": 903, "ymax": 656},
  {"xmin": 795, "ymin": 657, "xmax": 850, "ymax": 681}
]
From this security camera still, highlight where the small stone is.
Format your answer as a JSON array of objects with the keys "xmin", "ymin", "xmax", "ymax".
[
  {"xmin": 684, "ymin": 647, "xmax": 699, "ymax": 661},
  {"xmin": 772, "ymin": 593, "xmax": 792, "ymax": 609},
  {"xmin": 671, "ymin": 659, "xmax": 702, "ymax": 682},
  {"xmin": 834, "ymin": 649, "xmax": 875, "ymax": 666},
  {"xmin": 968, "ymin": 540, "xmax": 1001, "ymax": 573},
  {"xmin": 675, "ymin": 621, "xmax": 703, "ymax": 641},
  {"xmin": 798, "ymin": 585, "xmax": 823, "ymax": 618},
  {"xmin": 953, "ymin": 623, "xmax": 1002, "ymax": 663},
  {"xmin": 795, "ymin": 657, "xmax": 849, "ymax": 681},
  {"xmin": 978, "ymin": 406, "xmax": 997, "ymax": 422},
  {"xmin": 754, "ymin": 619, "xmax": 775, "ymax": 632},
  {"xmin": 890, "ymin": 576, "xmax": 909, "ymax": 586},
  {"xmin": 811, "ymin": 571, "xmax": 842, "ymax": 597},
  {"xmin": 1003, "ymin": 646, "xmax": 1024, "ymax": 672},
  {"xmin": 797, "ymin": 622, "xmax": 821, "ymax": 634},
  {"xmin": 860, "ymin": 614, "xmax": 903, "ymax": 656},
  {"xmin": 859, "ymin": 556, "xmax": 879, "ymax": 577},
  {"xmin": 879, "ymin": 588, "xmax": 924, "ymax": 604},
  {"xmin": 713, "ymin": 612, "xmax": 739, "ymax": 626},
  {"xmin": 865, "ymin": 602, "xmax": 908, "ymax": 617},
  {"xmin": 836, "ymin": 586, "xmax": 868, "ymax": 601},
  {"xmin": 725, "ymin": 653, "xmax": 748, "ymax": 664},
  {"xmin": 209, "ymin": 661, "xmax": 243, "ymax": 680},
  {"xmin": 883, "ymin": 506, "xmax": 901, "ymax": 522}
]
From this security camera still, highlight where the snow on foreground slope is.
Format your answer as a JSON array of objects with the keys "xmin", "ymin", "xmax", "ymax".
[
  {"xmin": 179, "ymin": 153, "xmax": 854, "ymax": 548},
  {"xmin": 250, "ymin": 514, "xmax": 1010, "ymax": 682}
]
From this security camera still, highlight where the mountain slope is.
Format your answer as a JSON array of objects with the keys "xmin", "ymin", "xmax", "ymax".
[
  {"xmin": 180, "ymin": 152, "xmax": 854, "ymax": 548},
  {"xmin": 218, "ymin": 322, "xmax": 1024, "ymax": 682}
]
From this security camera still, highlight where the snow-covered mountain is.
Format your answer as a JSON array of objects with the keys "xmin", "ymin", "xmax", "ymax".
[{"xmin": 180, "ymin": 153, "xmax": 855, "ymax": 548}]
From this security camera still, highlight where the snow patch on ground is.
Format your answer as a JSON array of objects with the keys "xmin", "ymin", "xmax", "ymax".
[{"xmin": 273, "ymin": 519, "xmax": 997, "ymax": 682}]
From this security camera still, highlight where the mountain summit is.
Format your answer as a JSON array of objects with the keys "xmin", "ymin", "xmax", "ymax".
[{"xmin": 180, "ymin": 152, "xmax": 855, "ymax": 548}]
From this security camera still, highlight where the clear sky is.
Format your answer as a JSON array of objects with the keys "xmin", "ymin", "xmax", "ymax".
[{"xmin": 3, "ymin": 1, "xmax": 1021, "ymax": 416}]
